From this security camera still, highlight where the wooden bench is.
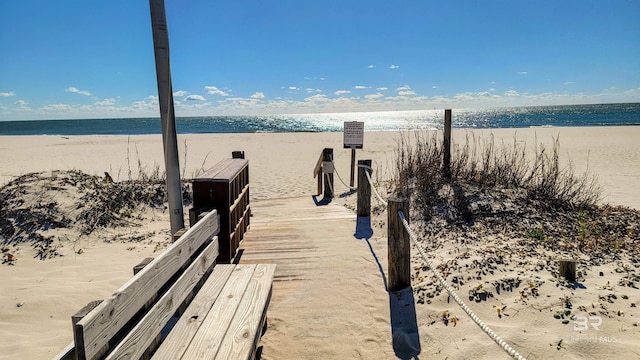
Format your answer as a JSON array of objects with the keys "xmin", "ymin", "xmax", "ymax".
[{"xmin": 54, "ymin": 210, "xmax": 276, "ymax": 360}]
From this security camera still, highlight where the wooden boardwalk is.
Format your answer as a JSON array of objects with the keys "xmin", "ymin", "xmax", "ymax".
[{"xmin": 237, "ymin": 196, "xmax": 396, "ymax": 359}]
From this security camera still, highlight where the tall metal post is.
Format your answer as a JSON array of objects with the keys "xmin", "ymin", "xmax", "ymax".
[{"xmin": 150, "ymin": 0, "xmax": 184, "ymax": 235}]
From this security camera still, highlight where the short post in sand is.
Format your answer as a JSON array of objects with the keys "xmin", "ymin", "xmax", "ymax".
[
  {"xmin": 388, "ymin": 198, "xmax": 410, "ymax": 291},
  {"xmin": 322, "ymin": 148, "xmax": 334, "ymax": 198},
  {"xmin": 232, "ymin": 150, "xmax": 245, "ymax": 159},
  {"xmin": 559, "ymin": 259, "xmax": 577, "ymax": 282},
  {"xmin": 357, "ymin": 159, "xmax": 372, "ymax": 217},
  {"xmin": 443, "ymin": 109, "xmax": 452, "ymax": 181}
]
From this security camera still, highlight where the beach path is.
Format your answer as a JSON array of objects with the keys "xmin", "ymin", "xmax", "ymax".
[{"xmin": 237, "ymin": 196, "xmax": 399, "ymax": 359}]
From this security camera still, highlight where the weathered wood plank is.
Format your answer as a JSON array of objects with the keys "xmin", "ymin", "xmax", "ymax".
[
  {"xmin": 229, "ymin": 184, "xmax": 250, "ymax": 213},
  {"xmin": 214, "ymin": 264, "xmax": 276, "ymax": 360},
  {"xmin": 196, "ymin": 159, "xmax": 235, "ymax": 180},
  {"xmin": 133, "ymin": 257, "xmax": 154, "ymax": 275},
  {"xmin": 52, "ymin": 342, "xmax": 76, "ymax": 360},
  {"xmin": 180, "ymin": 264, "xmax": 257, "ymax": 359},
  {"xmin": 75, "ymin": 211, "xmax": 219, "ymax": 360},
  {"xmin": 151, "ymin": 265, "xmax": 236, "ymax": 360},
  {"xmin": 214, "ymin": 159, "xmax": 248, "ymax": 181},
  {"xmin": 104, "ymin": 239, "xmax": 219, "ymax": 360},
  {"xmin": 313, "ymin": 151, "xmax": 323, "ymax": 177}
]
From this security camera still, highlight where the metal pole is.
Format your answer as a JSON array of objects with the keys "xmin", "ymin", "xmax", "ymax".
[{"xmin": 150, "ymin": 0, "xmax": 184, "ymax": 235}]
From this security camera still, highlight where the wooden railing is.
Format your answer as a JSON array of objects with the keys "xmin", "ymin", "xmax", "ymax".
[
  {"xmin": 191, "ymin": 153, "xmax": 250, "ymax": 263},
  {"xmin": 313, "ymin": 148, "xmax": 334, "ymax": 198}
]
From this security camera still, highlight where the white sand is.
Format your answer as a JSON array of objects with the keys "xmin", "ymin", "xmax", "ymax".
[{"xmin": 0, "ymin": 127, "xmax": 639, "ymax": 359}]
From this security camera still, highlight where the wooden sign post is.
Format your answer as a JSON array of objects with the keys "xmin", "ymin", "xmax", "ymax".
[{"xmin": 344, "ymin": 121, "xmax": 364, "ymax": 188}]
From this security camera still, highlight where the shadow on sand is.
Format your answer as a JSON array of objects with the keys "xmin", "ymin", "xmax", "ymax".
[
  {"xmin": 389, "ymin": 287, "xmax": 422, "ymax": 359},
  {"xmin": 312, "ymin": 195, "xmax": 332, "ymax": 206},
  {"xmin": 354, "ymin": 216, "xmax": 421, "ymax": 359}
]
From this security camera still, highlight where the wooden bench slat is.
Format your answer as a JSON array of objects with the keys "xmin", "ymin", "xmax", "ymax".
[
  {"xmin": 151, "ymin": 265, "xmax": 236, "ymax": 360},
  {"xmin": 214, "ymin": 264, "xmax": 276, "ymax": 360},
  {"xmin": 179, "ymin": 264, "xmax": 258, "ymax": 359},
  {"xmin": 104, "ymin": 239, "xmax": 219, "ymax": 360},
  {"xmin": 76, "ymin": 211, "xmax": 219, "ymax": 360}
]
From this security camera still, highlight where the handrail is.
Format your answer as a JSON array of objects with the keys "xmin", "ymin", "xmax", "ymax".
[{"xmin": 314, "ymin": 150, "xmax": 324, "ymax": 178}]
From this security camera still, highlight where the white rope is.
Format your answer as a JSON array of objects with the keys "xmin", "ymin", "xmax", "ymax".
[
  {"xmin": 397, "ymin": 210, "xmax": 527, "ymax": 360},
  {"xmin": 365, "ymin": 170, "xmax": 388, "ymax": 207},
  {"xmin": 331, "ymin": 160, "xmax": 357, "ymax": 191}
]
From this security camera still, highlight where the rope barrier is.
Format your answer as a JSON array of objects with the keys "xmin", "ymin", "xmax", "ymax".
[
  {"xmin": 397, "ymin": 210, "xmax": 527, "ymax": 360},
  {"xmin": 317, "ymin": 155, "xmax": 524, "ymax": 358},
  {"xmin": 331, "ymin": 160, "xmax": 357, "ymax": 191},
  {"xmin": 365, "ymin": 170, "xmax": 388, "ymax": 207}
]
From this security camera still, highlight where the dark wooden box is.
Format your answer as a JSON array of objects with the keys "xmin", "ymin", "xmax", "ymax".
[{"xmin": 192, "ymin": 158, "xmax": 250, "ymax": 263}]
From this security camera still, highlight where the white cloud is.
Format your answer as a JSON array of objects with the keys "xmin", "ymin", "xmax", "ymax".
[
  {"xmin": 377, "ymin": 87, "xmax": 388, "ymax": 91},
  {"xmin": 334, "ymin": 90, "xmax": 351, "ymax": 96},
  {"xmin": 432, "ymin": 86, "xmax": 439, "ymax": 89},
  {"xmin": 517, "ymin": 71, "xmax": 528, "ymax": 75},
  {"xmin": 365, "ymin": 93, "xmax": 384, "ymax": 100},
  {"xmin": 504, "ymin": 90, "xmax": 520, "ymax": 96},
  {"xmin": 389, "ymin": 64, "xmax": 400, "ymax": 69},
  {"xmin": 564, "ymin": 81, "xmax": 574, "ymax": 85},
  {"xmin": 368, "ymin": 65, "xmax": 375, "ymax": 69},
  {"xmin": 13, "ymin": 100, "xmax": 27, "ymax": 106},
  {"xmin": 65, "ymin": 87, "xmax": 92, "ymax": 96},
  {"xmin": 0, "ymin": 91, "xmax": 16, "ymax": 97},
  {"xmin": 94, "ymin": 98, "xmax": 116, "ymax": 106},
  {"xmin": 319, "ymin": 77, "xmax": 325, "ymax": 81},
  {"xmin": 396, "ymin": 85, "xmax": 416, "ymax": 96},
  {"xmin": 305, "ymin": 94, "xmax": 330, "ymax": 103},
  {"xmin": 205, "ymin": 86, "xmax": 229, "ymax": 96},
  {"xmin": 289, "ymin": 86, "xmax": 300, "ymax": 91},
  {"xmin": 353, "ymin": 85, "xmax": 368, "ymax": 89},
  {"xmin": 185, "ymin": 95, "xmax": 206, "ymax": 101},
  {"xmin": 173, "ymin": 90, "xmax": 188, "ymax": 97},
  {"xmin": 250, "ymin": 92, "xmax": 265, "ymax": 99},
  {"xmin": 42, "ymin": 104, "xmax": 73, "ymax": 111}
]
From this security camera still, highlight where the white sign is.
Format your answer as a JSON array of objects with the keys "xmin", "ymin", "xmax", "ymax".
[{"xmin": 343, "ymin": 121, "xmax": 364, "ymax": 149}]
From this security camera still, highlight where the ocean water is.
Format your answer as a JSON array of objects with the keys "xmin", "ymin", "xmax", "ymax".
[{"xmin": 0, "ymin": 103, "xmax": 638, "ymax": 136}]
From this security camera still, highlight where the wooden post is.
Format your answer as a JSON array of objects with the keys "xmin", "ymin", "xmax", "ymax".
[
  {"xmin": 559, "ymin": 259, "xmax": 577, "ymax": 282},
  {"xmin": 349, "ymin": 148, "xmax": 356, "ymax": 188},
  {"xmin": 232, "ymin": 151, "xmax": 245, "ymax": 159},
  {"xmin": 388, "ymin": 198, "xmax": 410, "ymax": 291},
  {"xmin": 323, "ymin": 148, "xmax": 334, "ymax": 198},
  {"xmin": 73, "ymin": 300, "xmax": 105, "ymax": 360},
  {"xmin": 172, "ymin": 228, "xmax": 186, "ymax": 243},
  {"xmin": 357, "ymin": 160, "xmax": 372, "ymax": 217},
  {"xmin": 443, "ymin": 109, "xmax": 452, "ymax": 180}
]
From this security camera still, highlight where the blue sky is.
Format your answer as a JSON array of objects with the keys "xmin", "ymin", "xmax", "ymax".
[{"xmin": 1, "ymin": 0, "xmax": 639, "ymax": 120}]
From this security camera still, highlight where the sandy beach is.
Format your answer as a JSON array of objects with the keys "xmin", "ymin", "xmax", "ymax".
[{"xmin": 1, "ymin": 126, "xmax": 639, "ymax": 359}]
